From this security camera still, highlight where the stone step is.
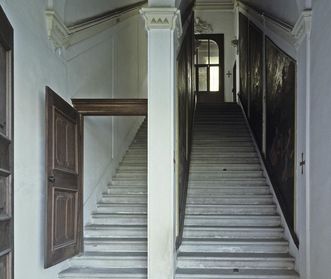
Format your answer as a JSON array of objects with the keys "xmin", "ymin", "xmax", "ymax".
[
  {"xmin": 84, "ymin": 224, "xmax": 147, "ymax": 238},
  {"xmin": 187, "ymin": 195, "xmax": 273, "ymax": 205},
  {"xmin": 99, "ymin": 194, "xmax": 147, "ymax": 204},
  {"xmin": 111, "ymin": 179, "xmax": 147, "ymax": 184},
  {"xmin": 183, "ymin": 226, "xmax": 284, "ymax": 239},
  {"xmin": 91, "ymin": 213, "xmax": 147, "ymax": 225},
  {"xmin": 59, "ymin": 267, "xmax": 147, "ymax": 279},
  {"xmin": 179, "ymin": 238, "xmax": 289, "ymax": 254},
  {"xmin": 84, "ymin": 238, "xmax": 147, "ymax": 253},
  {"xmin": 188, "ymin": 186, "xmax": 270, "ymax": 195},
  {"xmin": 96, "ymin": 203, "xmax": 147, "ymax": 214},
  {"xmin": 177, "ymin": 252, "xmax": 295, "ymax": 270},
  {"xmin": 184, "ymin": 215, "xmax": 281, "ymax": 227},
  {"xmin": 189, "ymin": 171, "xmax": 264, "ymax": 179},
  {"xmin": 70, "ymin": 252, "xmax": 147, "ymax": 268},
  {"xmin": 190, "ymin": 164, "xmax": 261, "ymax": 171},
  {"xmin": 186, "ymin": 204, "xmax": 276, "ymax": 215},
  {"xmin": 175, "ymin": 268, "xmax": 299, "ymax": 279},
  {"xmin": 189, "ymin": 177, "xmax": 266, "ymax": 188},
  {"xmin": 106, "ymin": 187, "xmax": 147, "ymax": 195}
]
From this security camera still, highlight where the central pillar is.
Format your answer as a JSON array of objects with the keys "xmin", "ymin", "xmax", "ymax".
[{"xmin": 140, "ymin": 7, "xmax": 182, "ymax": 279}]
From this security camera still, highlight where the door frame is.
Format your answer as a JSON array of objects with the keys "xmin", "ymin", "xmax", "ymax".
[
  {"xmin": 45, "ymin": 95, "xmax": 148, "ymax": 268},
  {"xmin": 195, "ymin": 34, "xmax": 225, "ymax": 102}
]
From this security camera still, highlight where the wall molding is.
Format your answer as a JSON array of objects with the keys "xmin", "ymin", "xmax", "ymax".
[
  {"xmin": 140, "ymin": 7, "xmax": 183, "ymax": 38},
  {"xmin": 45, "ymin": 2, "xmax": 146, "ymax": 49},
  {"xmin": 292, "ymin": 10, "xmax": 312, "ymax": 48},
  {"xmin": 195, "ymin": 0, "xmax": 234, "ymax": 11},
  {"xmin": 237, "ymin": 1, "xmax": 312, "ymax": 49}
]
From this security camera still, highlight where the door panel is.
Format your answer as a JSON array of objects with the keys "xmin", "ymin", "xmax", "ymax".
[
  {"xmin": 195, "ymin": 34, "xmax": 225, "ymax": 103},
  {"xmin": 45, "ymin": 87, "xmax": 83, "ymax": 268},
  {"xmin": 0, "ymin": 5, "xmax": 13, "ymax": 279}
]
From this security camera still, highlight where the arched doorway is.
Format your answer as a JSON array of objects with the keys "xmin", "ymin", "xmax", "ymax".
[{"xmin": 195, "ymin": 34, "xmax": 225, "ymax": 103}]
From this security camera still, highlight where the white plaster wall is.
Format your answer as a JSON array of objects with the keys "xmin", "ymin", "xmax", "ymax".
[
  {"xmin": 0, "ymin": 0, "xmax": 147, "ymax": 278},
  {"xmin": 67, "ymin": 15, "xmax": 147, "ymax": 223},
  {"xmin": 0, "ymin": 0, "xmax": 72, "ymax": 278},
  {"xmin": 309, "ymin": 0, "xmax": 331, "ymax": 277},
  {"xmin": 194, "ymin": 10, "xmax": 236, "ymax": 102},
  {"xmin": 64, "ymin": 0, "xmax": 142, "ymax": 25}
]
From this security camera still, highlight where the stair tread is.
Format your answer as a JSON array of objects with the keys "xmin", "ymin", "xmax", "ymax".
[
  {"xmin": 60, "ymin": 267, "xmax": 147, "ymax": 276},
  {"xmin": 177, "ymin": 252, "xmax": 294, "ymax": 259},
  {"xmin": 176, "ymin": 268, "xmax": 299, "ymax": 276}
]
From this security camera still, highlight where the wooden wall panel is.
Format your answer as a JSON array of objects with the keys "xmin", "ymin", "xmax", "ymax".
[
  {"xmin": 265, "ymin": 38, "xmax": 296, "ymax": 231},
  {"xmin": 239, "ymin": 13, "xmax": 249, "ymax": 115},
  {"xmin": 176, "ymin": 15, "xmax": 195, "ymax": 248},
  {"xmin": 248, "ymin": 23, "xmax": 263, "ymax": 149}
]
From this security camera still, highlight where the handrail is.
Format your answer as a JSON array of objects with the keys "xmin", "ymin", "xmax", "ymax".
[{"xmin": 71, "ymin": 98, "xmax": 147, "ymax": 116}]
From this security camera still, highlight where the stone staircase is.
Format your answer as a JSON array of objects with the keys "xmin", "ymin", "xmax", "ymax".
[
  {"xmin": 59, "ymin": 120, "xmax": 147, "ymax": 279},
  {"xmin": 176, "ymin": 104, "xmax": 299, "ymax": 279}
]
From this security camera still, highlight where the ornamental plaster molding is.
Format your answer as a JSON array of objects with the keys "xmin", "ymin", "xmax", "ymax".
[
  {"xmin": 238, "ymin": 1, "xmax": 312, "ymax": 49},
  {"xmin": 292, "ymin": 10, "xmax": 312, "ymax": 48},
  {"xmin": 140, "ymin": 8, "xmax": 183, "ymax": 38},
  {"xmin": 45, "ymin": 3, "xmax": 143, "ymax": 49},
  {"xmin": 194, "ymin": 17, "xmax": 213, "ymax": 34}
]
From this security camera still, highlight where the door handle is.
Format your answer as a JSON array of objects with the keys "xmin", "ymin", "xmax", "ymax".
[{"xmin": 48, "ymin": 176, "xmax": 55, "ymax": 183}]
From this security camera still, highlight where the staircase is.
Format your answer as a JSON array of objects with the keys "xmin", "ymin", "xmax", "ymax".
[
  {"xmin": 60, "ymin": 120, "xmax": 147, "ymax": 279},
  {"xmin": 176, "ymin": 104, "xmax": 299, "ymax": 279}
]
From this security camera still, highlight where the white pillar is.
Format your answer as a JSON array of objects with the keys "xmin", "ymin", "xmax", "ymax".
[{"xmin": 140, "ymin": 8, "xmax": 182, "ymax": 279}]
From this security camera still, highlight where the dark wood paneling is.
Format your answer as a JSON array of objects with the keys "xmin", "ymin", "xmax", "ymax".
[
  {"xmin": 45, "ymin": 87, "xmax": 83, "ymax": 268},
  {"xmin": 265, "ymin": 38, "xmax": 296, "ymax": 241},
  {"xmin": 0, "ymin": 6, "xmax": 13, "ymax": 279},
  {"xmin": 176, "ymin": 16, "xmax": 195, "ymax": 249},
  {"xmin": 71, "ymin": 99, "xmax": 147, "ymax": 116},
  {"xmin": 248, "ymin": 22, "xmax": 263, "ymax": 149},
  {"xmin": 239, "ymin": 13, "xmax": 249, "ymax": 115}
]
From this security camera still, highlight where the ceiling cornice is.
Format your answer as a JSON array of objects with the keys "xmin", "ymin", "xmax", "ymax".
[{"xmin": 45, "ymin": 1, "xmax": 146, "ymax": 49}]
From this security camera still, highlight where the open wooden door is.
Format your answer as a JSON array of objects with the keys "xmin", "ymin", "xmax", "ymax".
[{"xmin": 45, "ymin": 87, "xmax": 83, "ymax": 268}]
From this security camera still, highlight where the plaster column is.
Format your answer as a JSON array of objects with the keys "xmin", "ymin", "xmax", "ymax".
[{"xmin": 140, "ymin": 7, "xmax": 182, "ymax": 279}]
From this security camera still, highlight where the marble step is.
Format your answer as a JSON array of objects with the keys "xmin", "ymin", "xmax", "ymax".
[
  {"xmin": 91, "ymin": 213, "xmax": 147, "ymax": 225},
  {"xmin": 183, "ymin": 226, "xmax": 284, "ymax": 239},
  {"xmin": 184, "ymin": 215, "xmax": 281, "ymax": 227},
  {"xmin": 189, "ymin": 171, "xmax": 265, "ymax": 179},
  {"xmin": 175, "ymin": 268, "xmax": 299, "ymax": 279},
  {"xmin": 59, "ymin": 267, "xmax": 147, "ymax": 279},
  {"xmin": 179, "ymin": 238, "xmax": 289, "ymax": 254},
  {"xmin": 84, "ymin": 224, "xmax": 147, "ymax": 238},
  {"xmin": 106, "ymin": 187, "xmax": 147, "ymax": 195},
  {"xmin": 177, "ymin": 252, "xmax": 295, "ymax": 270},
  {"xmin": 96, "ymin": 203, "xmax": 147, "ymax": 214},
  {"xmin": 70, "ymin": 252, "xmax": 147, "ymax": 268},
  {"xmin": 84, "ymin": 237, "xmax": 147, "ymax": 253},
  {"xmin": 186, "ymin": 204, "xmax": 276, "ymax": 215},
  {"xmin": 188, "ymin": 186, "xmax": 270, "ymax": 195}
]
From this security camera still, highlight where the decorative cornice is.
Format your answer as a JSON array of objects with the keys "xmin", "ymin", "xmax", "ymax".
[
  {"xmin": 45, "ymin": 2, "xmax": 145, "ymax": 49},
  {"xmin": 195, "ymin": 1, "xmax": 234, "ymax": 11},
  {"xmin": 140, "ymin": 7, "xmax": 183, "ymax": 38},
  {"xmin": 238, "ymin": 1, "xmax": 312, "ymax": 48},
  {"xmin": 292, "ymin": 10, "xmax": 312, "ymax": 47},
  {"xmin": 194, "ymin": 17, "xmax": 213, "ymax": 34}
]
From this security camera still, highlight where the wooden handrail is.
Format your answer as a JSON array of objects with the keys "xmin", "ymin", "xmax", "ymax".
[{"xmin": 71, "ymin": 98, "xmax": 147, "ymax": 116}]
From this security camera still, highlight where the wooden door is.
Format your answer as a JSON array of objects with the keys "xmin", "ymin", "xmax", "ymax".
[
  {"xmin": 195, "ymin": 34, "xmax": 225, "ymax": 103},
  {"xmin": 45, "ymin": 87, "xmax": 83, "ymax": 268},
  {"xmin": 0, "ymin": 6, "xmax": 13, "ymax": 279}
]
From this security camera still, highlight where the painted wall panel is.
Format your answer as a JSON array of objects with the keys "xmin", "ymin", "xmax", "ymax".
[{"xmin": 265, "ymin": 38, "xmax": 296, "ymax": 232}]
